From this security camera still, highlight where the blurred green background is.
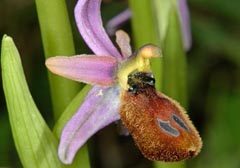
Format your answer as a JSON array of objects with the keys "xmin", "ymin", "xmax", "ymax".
[{"xmin": 0, "ymin": 0, "xmax": 240, "ymax": 167}]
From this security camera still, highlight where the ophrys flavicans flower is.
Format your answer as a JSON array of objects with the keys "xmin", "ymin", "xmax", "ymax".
[{"xmin": 46, "ymin": 0, "xmax": 202, "ymax": 164}]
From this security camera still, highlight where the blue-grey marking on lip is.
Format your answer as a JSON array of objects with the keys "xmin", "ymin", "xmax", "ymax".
[
  {"xmin": 157, "ymin": 118, "xmax": 180, "ymax": 137},
  {"xmin": 172, "ymin": 114, "xmax": 190, "ymax": 132}
]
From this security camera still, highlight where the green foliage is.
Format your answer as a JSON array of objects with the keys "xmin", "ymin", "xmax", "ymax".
[
  {"xmin": 1, "ymin": 35, "xmax": 65, "ymax": 168},
  {"xmin": 1, "ymin": 35, "xmax": 91, "ymax": 168}
]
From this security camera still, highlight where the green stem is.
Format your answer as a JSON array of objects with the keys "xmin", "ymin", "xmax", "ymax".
[
  {"xmin": 35, "ymin": 0, "xmax": 81, "ymax": 121},
  {"xmin": 35, "ymin": 1, "xmax": 90, "ymax": 167},
  {"xmin": 129, "ymin": 0, "xmax": 162, "ymax": 91},
  {"xmin": 161, "ymin": 4, "xmax": 188, "ymax": 108},
  {"xmin": 154, "ymin": 161, "xmax": 185, "ymax": 168}
]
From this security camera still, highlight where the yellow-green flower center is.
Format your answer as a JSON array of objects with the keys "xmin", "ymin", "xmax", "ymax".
[{"xmin": 117, "ymin": 44, "xmax": 162, "ymax": 90}]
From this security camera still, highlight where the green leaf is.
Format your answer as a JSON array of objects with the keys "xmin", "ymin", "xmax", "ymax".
[
  {"xmin": 152, "ymin": 0, "xmax": 172, "ymax": 46},
  {"xmin": 1, "ymin": 35, "xmax": 65, "ymax": 168}
]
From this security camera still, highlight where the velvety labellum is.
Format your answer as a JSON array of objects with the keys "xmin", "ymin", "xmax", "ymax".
[{"xmin": 120, "ymin": 71, "xmax": 202, "ymax": 162}]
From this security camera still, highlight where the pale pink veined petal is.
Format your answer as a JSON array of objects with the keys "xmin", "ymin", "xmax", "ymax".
[
  {"xmin": 106, "ymin": 8, "xmax": 131, "ymax": 36},
  {"xmin": 116, "ymin": 30, "xmax": 132, "ymax": 59},
  {"xmin": 178, "ymin": 0, "xmax": 192, "ymax": 51},
  {"xmin": 45, "ymin": 55, "xmax": 118, "ymax": 86},
  {"xmin": 75, "ymin": 0, "xmax": 122, "ymax": 59},
  {"xmin": 58, "ymin": 85, "xmax": 120, "ymax": 164}
]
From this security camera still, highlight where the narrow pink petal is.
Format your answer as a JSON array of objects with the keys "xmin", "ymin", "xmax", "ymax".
[
  {"xmin": 75, "ymin": 0, "xmax": 122, "ymax": 59},
  {"xmin": 58, "ymin": 85, "xmax": 120, "ymax": 164},
  {"xmin": 178, "ymin": 0, "xmax": 192, "ymax": 51},
  {"xmin": 45, "ymin": 55, "xmax": 118, "ymax": 86},
  {"xmin": 116, "ymin": 30, "xmax": 132, "ymax": 59},
  {"xmin": 106, "ymin": 8, "xmax": 131, "ymax": 36}
]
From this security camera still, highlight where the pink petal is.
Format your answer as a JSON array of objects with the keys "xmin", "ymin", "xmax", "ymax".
[
  {"xmin": 116, "ymin": 30, "xmax": 132, "ymax": 59},
  {"xmin": 106, "ymin": 8, "xmax": 131, "ymax": 36},
  {"xmin": 58, "ymin": 85, "xmax": 120, "ymax": 164},
  {"xmin": 75, "ymin": 0, "xmax": 122, "ymax": 59},
  {"xmin": 45, "ymin": 55, "xmax": 118, "ymax": 86},
  {"xmin": 178, "ymin": 0, "xmax": 192, "ymax": 51}
]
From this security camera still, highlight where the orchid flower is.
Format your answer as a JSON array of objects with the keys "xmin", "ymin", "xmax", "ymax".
[
  {"xmin": 46, "ymin": 0, "xmax": 161, "ymax": 164},
  {"xmin": 46, "ymin": 0, "xmax": 201, "ymax": 165}
]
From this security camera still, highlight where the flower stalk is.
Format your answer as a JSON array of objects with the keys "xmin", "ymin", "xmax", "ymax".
[
  {"xmin": 35, "ymin": 0, "xmax": 90, "ymax": 167},
  {"xmin": 35, "ymin": 0, "xmax": 81, "ymax": 121}
]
